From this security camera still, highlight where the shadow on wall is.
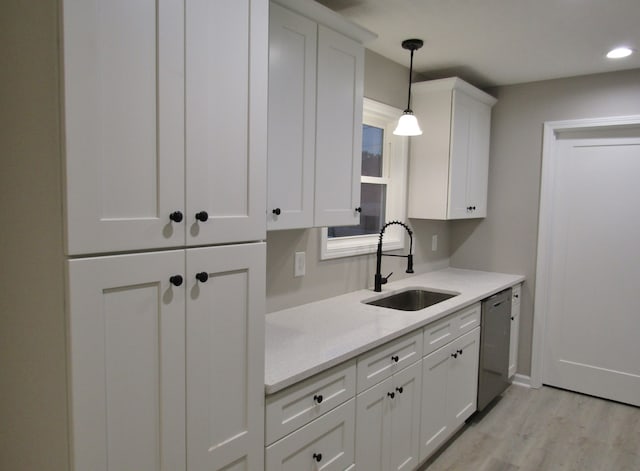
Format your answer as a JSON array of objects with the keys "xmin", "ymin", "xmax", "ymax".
[{"xmin": 449, "ymin": 219, "xmax": 485, "ymax": 266}]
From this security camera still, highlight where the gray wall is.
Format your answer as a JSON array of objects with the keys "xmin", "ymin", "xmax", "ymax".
[
  {"xmin": 450, "ymin": 68, "xmax": 640, "ymax": 377},
  {"xmin": 0, "ymin": 2, "xmax": 70, "ymax": 470},
  {"xmin": 266, "ymin": 50, "xmax": 451, "ymax": 312}
]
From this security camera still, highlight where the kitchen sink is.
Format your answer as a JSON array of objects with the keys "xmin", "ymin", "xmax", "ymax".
[{"xmin": 365, "ymin": 288, "xmax": 458, "ymax": 311}]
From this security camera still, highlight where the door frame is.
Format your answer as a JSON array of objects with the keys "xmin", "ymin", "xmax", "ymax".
[{"xmin": 531, "ymin": 114, "xmax": 640, "ymax": 388}]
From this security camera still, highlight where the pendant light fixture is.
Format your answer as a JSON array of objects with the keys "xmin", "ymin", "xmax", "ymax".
[{"xmin": 393, "ymin": 38, "xmax": 424, "ymax": 136}]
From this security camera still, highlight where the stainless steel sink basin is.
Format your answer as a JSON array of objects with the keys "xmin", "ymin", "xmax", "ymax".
[{"xmin": 365, "ymin": 289, "xmax": 458, "ymax": 311}]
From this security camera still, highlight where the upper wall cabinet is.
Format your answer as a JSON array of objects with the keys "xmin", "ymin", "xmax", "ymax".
[
  {"xmin": 63, "ymin": 0, "xmax": 267, "ymax": 255},
  {"xmin": 408, "ymin": 78, "xmax": 497, "ymax": 220},
  {"xmin": 267, "ymin": 0, "xmax": 375, "ymax": 230}
]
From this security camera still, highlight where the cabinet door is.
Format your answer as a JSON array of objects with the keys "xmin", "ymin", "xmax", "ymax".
[
  {"xmin": 186, "ymin": 0, "xmax": 267, "ymax": 245},
  {"xmin": 509, "ymin": 287, "xmax": 521, "ymax": 378},
  {"xmin": 420, "ymin": 343, "xmax": 452, "ymax": 462},
  {"xmin": 315, "ymin": 25, "xmax": 363, "ymax": 227},
  {"xmin": 63, "ymin": 0, "xmax": 185, "ymax": 255},
  {"xmin": 267, "ymin": 3, "xmax": 316, "ymax": 230},
  {"xmin": 67, "ymin": 250, "xmax": 186, "ymax": 471},
  {"xmin": 448, "ymin": 327, "xmax": 480, "ymax": 430},
  {"xmin": 266, "ymin": 399, "xmax": 355, "ymax": 471},
  {"xmin": 448, "ymin": 90, "xmax": 491, "ymax": 219},
  {"xmin": 186, "ymin": 243, "xmax": 265, "ymax": 471},
  {"xmin": 355, "ymin": 378, "xmax": 392, "ymax": 471},
  {"xmin": 389, "ymin": 361, "xmax": 422, "ymax": 471}
]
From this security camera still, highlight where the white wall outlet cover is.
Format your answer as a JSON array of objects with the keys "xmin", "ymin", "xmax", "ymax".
[{"xmin": 294, "ymin": 252, "xmax": 306, "ymax": 277}]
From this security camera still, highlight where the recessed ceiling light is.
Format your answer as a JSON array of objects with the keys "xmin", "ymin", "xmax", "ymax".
[{"xmin": 606, "ymin": 47, "xmax": 634, "ymax": 59}]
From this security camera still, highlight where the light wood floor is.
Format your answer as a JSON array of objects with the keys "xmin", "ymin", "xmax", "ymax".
[{"xmin": 418, "ymin": 384, "xmax": 640, "ymax": 471}]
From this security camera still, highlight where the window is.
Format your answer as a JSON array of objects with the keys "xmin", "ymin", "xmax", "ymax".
[{"xmin": 321, "ymin": 98, "xmax": 408, "ymax": 259}]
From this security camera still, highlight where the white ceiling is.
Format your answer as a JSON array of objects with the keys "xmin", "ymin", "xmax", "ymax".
[{"xmin": 316, "ymin": 0, "xmax": 640, "ymax": 87}]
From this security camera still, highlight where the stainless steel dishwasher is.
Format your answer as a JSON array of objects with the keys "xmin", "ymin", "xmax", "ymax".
[{"xmin": 477, "ymin": 288, "xmax": 512, "ymax": 411}]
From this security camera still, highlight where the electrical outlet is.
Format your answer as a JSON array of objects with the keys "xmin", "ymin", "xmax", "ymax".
[
  {"xmin": 294, "ymin": 252, "xmax": 306, "ymax": 277},
  {"xmin": 432, "ymin": 234, "xmax": 438, "ymax": 252}
]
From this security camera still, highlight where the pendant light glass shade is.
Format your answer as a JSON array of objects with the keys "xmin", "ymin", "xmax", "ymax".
[
  {"xmin": 395, "ymin": 39, "xmax": 424, "ymax": 137},
  {"xmin": 393, "ymin": 110, "xmax": 422, "ymax": 136}
]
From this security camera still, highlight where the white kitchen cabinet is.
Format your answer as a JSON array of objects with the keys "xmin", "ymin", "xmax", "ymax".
[
  {"xmin": 408, "ymin": 77, "xmax": 497, "ymax": 220},
  {"xmin": 314, "ymin": 24, "xmax": 364, "ymax": 227},
  {"xmin": 420, "ymin": 327, "xmax": 480, "ymax": 462},
  {"xmin": 67, "ymin": 243, "xmax": 266, "ymax": 471},
  {"xmin": 267, "ymin": 2, "xmax": 317, "ymax": 230},
  {"xmin": 509, "ymin": 284, "xmax": 522, "ymax": 378},
  {"xmin": 267, "ymin": 0, "xmax": 373, "ymax": 230},
  {"xmin": 265, "ymin": 399, "xmax": 355, "ymax": 471},
  {"xmin": 355, "ymin": 360, "xmax": 422, "ymax": 471},
  {"xmin": 63, "ymin": 0, "xmax": 267, "ymax": 255}
]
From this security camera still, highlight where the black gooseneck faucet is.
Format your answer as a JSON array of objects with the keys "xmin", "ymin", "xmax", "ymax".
[{"xmin": 374, "ymin": 221, "xmax": 414, "ymax": 292}]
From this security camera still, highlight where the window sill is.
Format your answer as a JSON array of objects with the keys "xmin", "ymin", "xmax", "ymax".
[{"xmin": 320, "ymin": 229, "xmax": 404, "ymax": 260}]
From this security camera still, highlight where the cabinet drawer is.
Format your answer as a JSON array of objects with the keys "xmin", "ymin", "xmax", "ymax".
[
  {"xmin": 266, "ymin": 360, "xmax": 356, "ymax": 445},
  {"xmin": 512, "ymin": 284, "xmax": 522, "ymax": 306},
  {"xmin": 357, "ymin": 331, "xmax": 423, "ymax": 393},
  {"xmin": 423, "ymin": 303, "xmax": 480, "ymax": 356},
  {"xmin": 455, "ymin": 302, "xmax": 481, "ymax": 337},
  {"xmin": 265, "ymin": 398, "xmax": 355, "ymax": 471},
  {"xmin": 423, "ymin": 313, "xmax": 457, "ymax": 356}
]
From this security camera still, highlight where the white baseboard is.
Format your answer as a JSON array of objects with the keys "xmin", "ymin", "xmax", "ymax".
[{"xmin": 511, "ymin": 374, "xmax": 532, "ymax": 388}]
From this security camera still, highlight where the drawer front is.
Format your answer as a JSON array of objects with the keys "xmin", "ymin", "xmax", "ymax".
[
  {"xmin": 423, "ymin": 313, "xmax": 456, "ymax": 356},
  {"xmin": 357, "ymin": 331, "xmax": 423, "ymax": 393},
  {"xmin": 455, "ymin": 302, "xmax": 481, "ymax": 337},
  {"xmin": 266, "ymin": 360, "xmax": 356, "ymax": 445},
  {"xmin": 512, "ymin": 283, "xmax": 522, "ymax": 306},
  {"xmin": 265, "ymin": 399, "xmax": 355, "ymax": 471}
]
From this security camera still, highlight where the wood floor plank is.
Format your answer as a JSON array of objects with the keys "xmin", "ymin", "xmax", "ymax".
[{"xmin": 418, "ymin": 385, "xmax": 640, "ymax": 471}]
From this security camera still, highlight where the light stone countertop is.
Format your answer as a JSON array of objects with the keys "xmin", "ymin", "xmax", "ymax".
[{"xmin": 265, "ymin": 267, "xmax": 525, "ymax": 395}]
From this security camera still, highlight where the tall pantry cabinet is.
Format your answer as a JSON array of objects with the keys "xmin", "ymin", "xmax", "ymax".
[{"xmin": 62, "ymin": 1, "xmax": 268, "ymax": 470}]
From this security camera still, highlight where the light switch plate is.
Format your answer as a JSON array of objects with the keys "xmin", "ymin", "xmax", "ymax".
[
  {"xmin": 294, "ymin": 252, "xmax": 306, "ymax": 277},
  {"xmin": 432, "ymin": 234, "xmax": 438, "ymax": 252}
]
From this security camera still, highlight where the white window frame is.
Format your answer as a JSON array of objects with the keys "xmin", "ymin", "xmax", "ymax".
[{"xmin": 321, "ymin": 98, "xmax": 408, "ymax": 260}]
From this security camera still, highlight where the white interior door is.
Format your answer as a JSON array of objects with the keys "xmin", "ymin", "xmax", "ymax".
[{"xmin": 543, "ymin": 130, "xmax": 640, "ymax": 406}]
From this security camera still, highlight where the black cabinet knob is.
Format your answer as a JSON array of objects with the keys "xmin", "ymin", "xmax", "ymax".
[
  {"xmin": 169, "ymin": 275, "xmax": 183, "ymax": 287},
  {"xmin": 272, "ymin": 208, "xmax": 281, "ymax": 216},
  {"xmin": 472, "ymin": 206, "xmax": 477, "ymax": 210},
  {"xmin": 195, "ymin": 272, "xmax": 209, "ymax": 283},
  {"xmin": 396, "ymin": 386, "xmax": 404, "ymax": 394},
  {"xmin": 457, "ymin": 349, "xmax": 463, "ymax": 355},
  {"xmin": 313, "ymin": 394, "xmax": 323, "ymax": 404},
  {"xmin": 391, "ymin": 355, "xmax": 399, "ymax": 363},
  {"xmin": 195, "ymin": 211, "xmax": 209, "ymax": 222},
  {"xmin": 467, "ymin": 206, "xmax": 472, "ymax": 211},
  {"xmin": 169, "ymin": 211, "xmax": 183, "ymax": 223},
  {"xmin": 313, "ymin": 453, "xmax": 322, "ymax": 462},
  {"xmin": 514, "ymin": 294, "xmax": 519, "ymax": 298},
  {"xmin": 451, "ymin": 352, "xmax": 458, "ymax": 359},
  {"xmin": 355, "ymin": 207, "xmax": 362, "ymax": 213},
  {"xmin": 387, "ymin": 391, "xmax": 395, "ymax": 399}
]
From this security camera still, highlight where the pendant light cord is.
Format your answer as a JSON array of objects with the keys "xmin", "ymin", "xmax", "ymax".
[{"xmin": 406, "ymin": 48, "xmax": 414, "ymax": 112}]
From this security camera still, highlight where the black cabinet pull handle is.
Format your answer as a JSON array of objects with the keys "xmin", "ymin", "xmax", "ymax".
[
  {"xmin": 387, "ymin": 392, "xmax": 395, "ymax": 399},
  {"xmin": 195, "ymin": 211, "xmax": 209, "ymax": 222},
  {"xmin": 313, "ymin": 453, "xmax": 322, "ymax": 462},
  {"xmin": 169, "ymin": 275, "xmax": 183, "ymax": 287},
  {"xmin": 355, "ymin": 207, "xmax": 362, "ymax": 213},
  {"xmin": 396, "ymin": 386, "xmax": 403, "ymax": 394},
  {"xmin": 391, "ymin": 355, "xmax": 399, "ymax": 363},
  {"xmin": 451, "ymin": 352, "xmax": 458, "ymax": 359},
  {"xmin": 313, "ymin": 394, "xmax": 323, "ymax": 404},
  {"xmin": 169, "ymin": 211, "xmax": 183, "ymax": 223},
  {"xmin": 195, "ymin": 272, "xmax": 209, "ymax": 283},
  {"xmin": 272, "ymin": 208, "xmax": 281, "ymax": 215}
]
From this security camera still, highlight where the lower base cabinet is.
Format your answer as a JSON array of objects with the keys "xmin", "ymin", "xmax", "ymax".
[
  {"xmin": 355, "ymin": 360, "xmax": 422, "ymax": 471},
  {"xmin": 67, "ymin": 243, "xmax": 265, "ymax": 471},
  {"xmin": 420, "ymin": 327, "xmax": 480, "ymax": 461},
  {"xmin": 265, "ymin": 399, "xmax": 355, "ymax": 471}
]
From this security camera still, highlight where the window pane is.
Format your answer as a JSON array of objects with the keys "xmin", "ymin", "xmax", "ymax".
[
  {"xmin": 362, "ymin": 124, "xmax": 384, "ymax": 177},
  {"xmin": 328, "ymin": 183, "xmax": 386, "ymax": 238}
]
